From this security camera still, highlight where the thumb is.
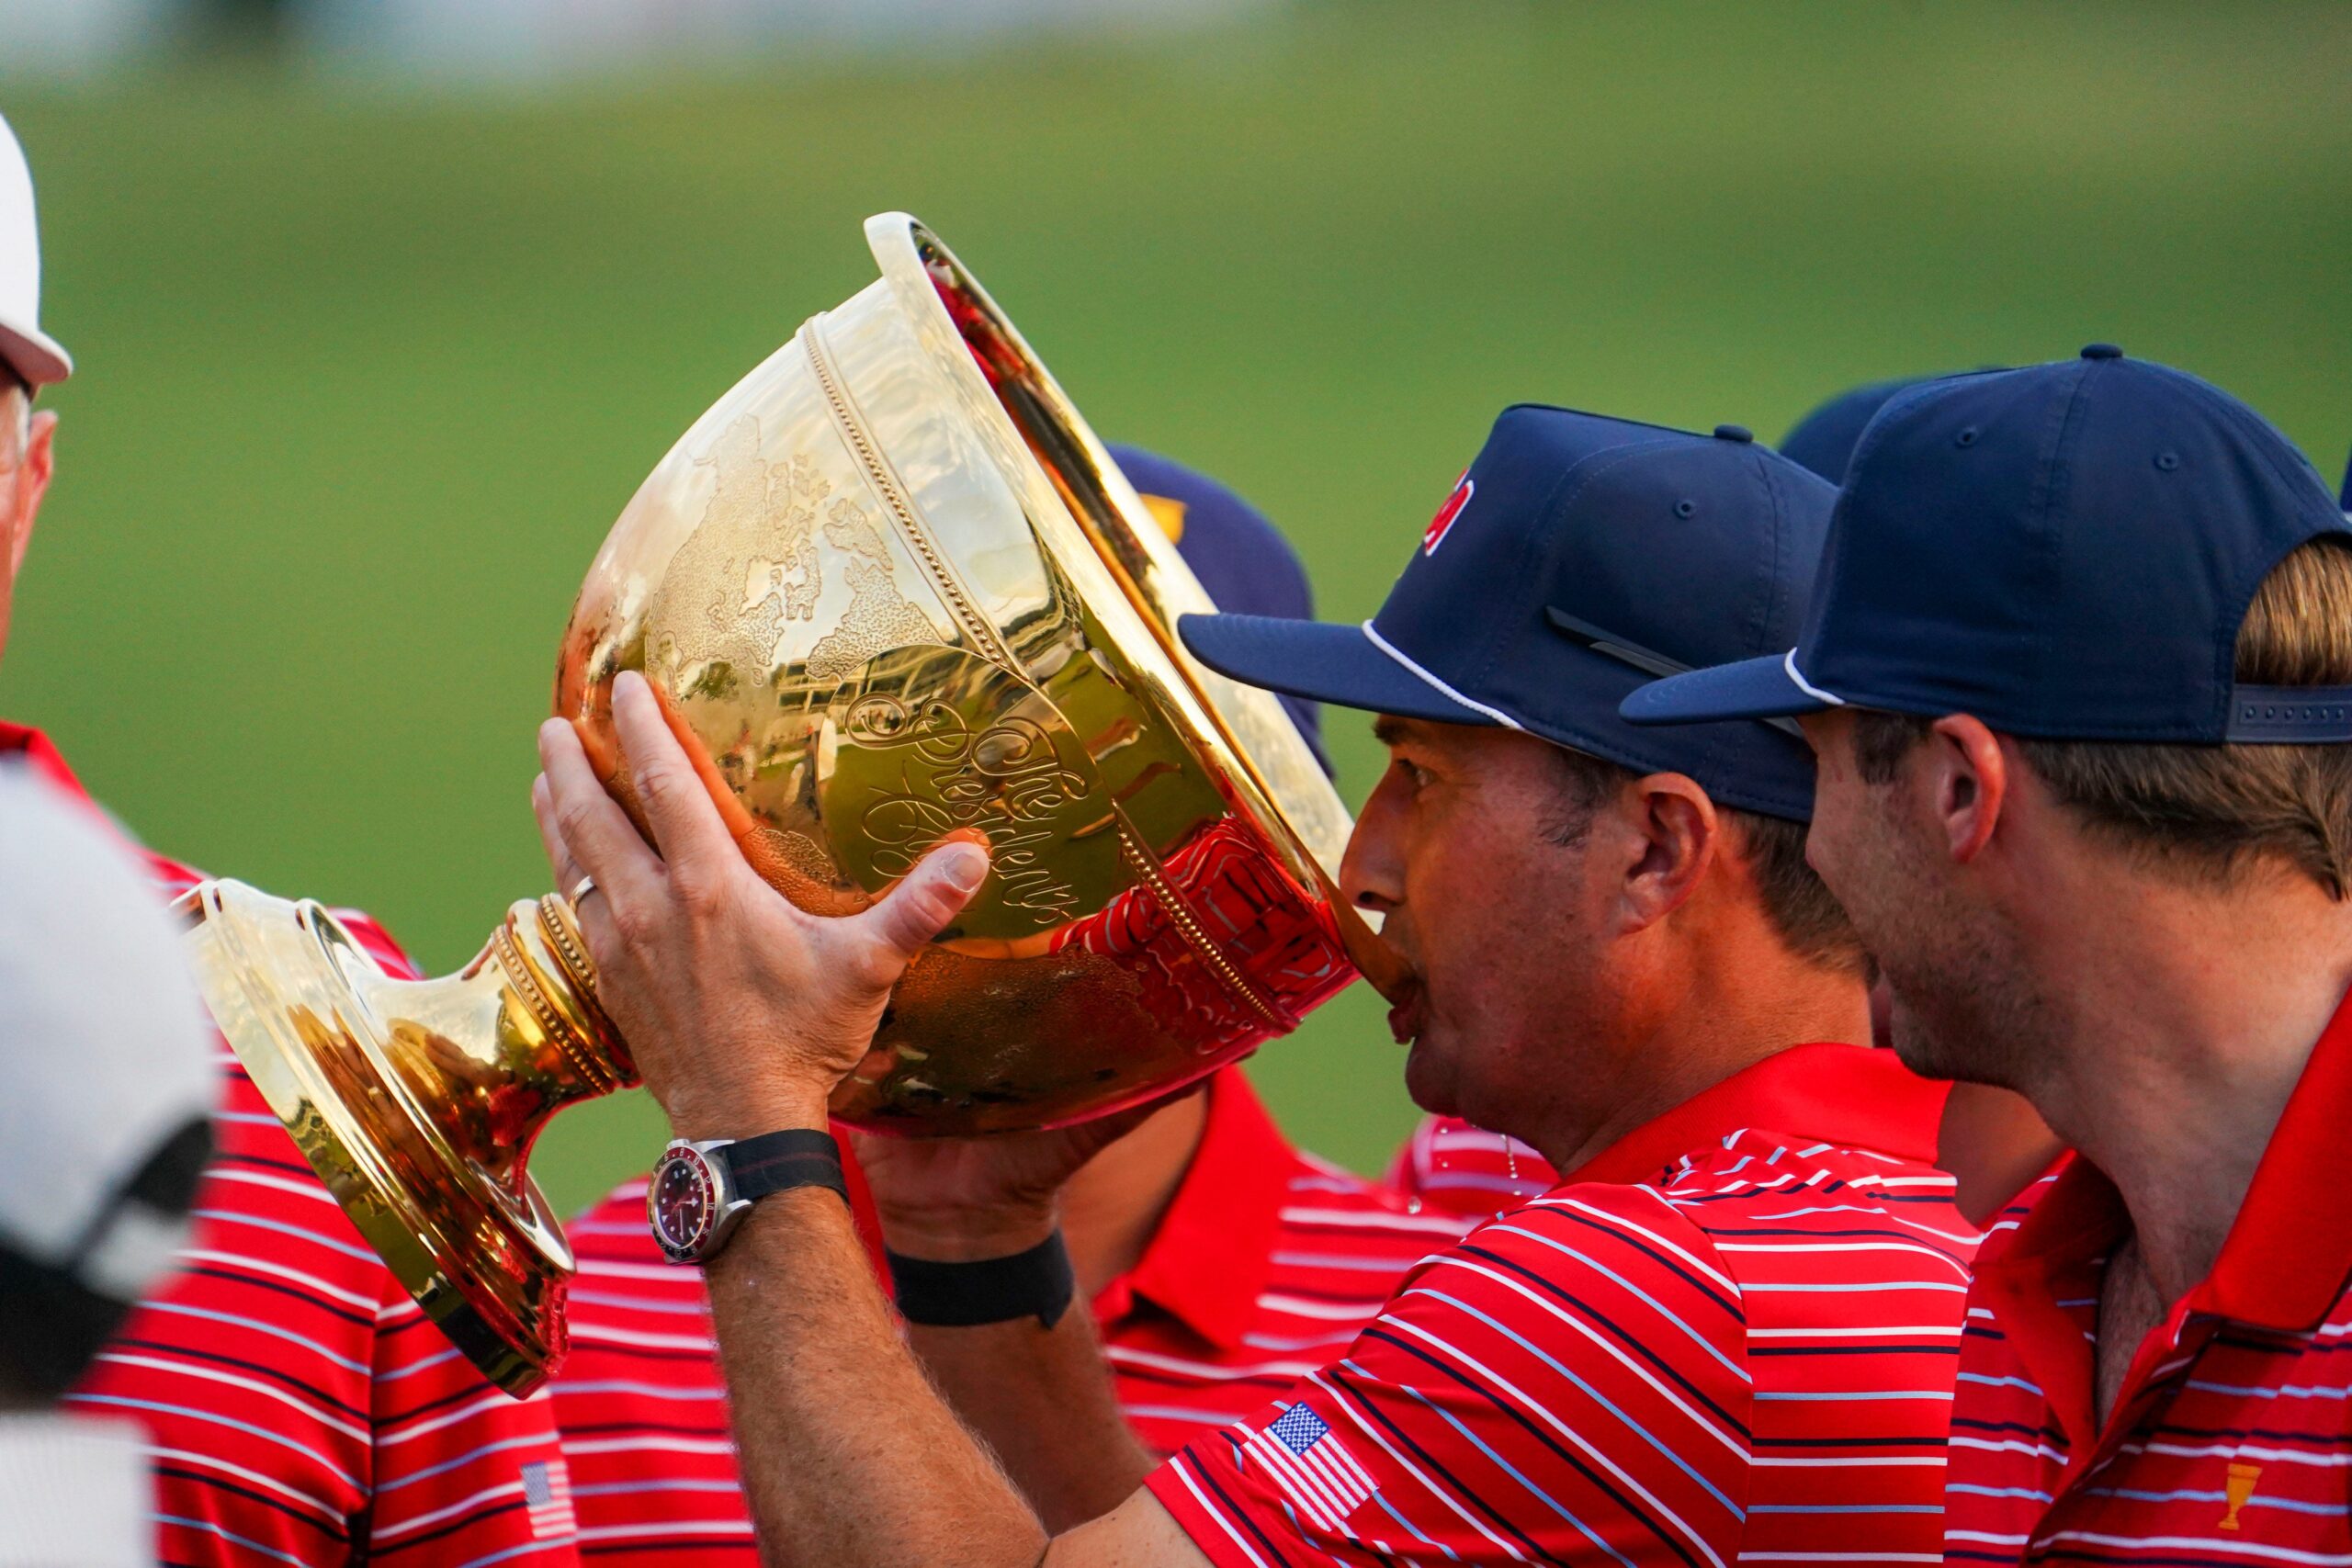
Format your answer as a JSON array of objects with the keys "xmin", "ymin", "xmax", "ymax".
[{"xmin": 858, "ymin": 835, "xmax": 990, "ymax": 966}]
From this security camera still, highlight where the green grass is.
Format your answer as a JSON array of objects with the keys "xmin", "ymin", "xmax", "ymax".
[{"xmin": 6, "ymin": 2, "xmax": 2349, "ymax": 1217}]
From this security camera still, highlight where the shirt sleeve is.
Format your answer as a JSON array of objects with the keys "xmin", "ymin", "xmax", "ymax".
[
  {"xmin": 361, "ymin": 1282, "xmax": 582, "ymax": 1563},
  {"xmin": 1148, "ymin": 1181, "xmax": 1754, "ymax": 1568},
  {"xmin": 68, "ymin": 901, "xmax": 583, "ymax": 1568}
]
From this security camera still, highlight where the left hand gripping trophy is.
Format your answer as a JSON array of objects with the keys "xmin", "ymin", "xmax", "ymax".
[{"xmin": 175, "ymin": 215, "xmax": 1369, "ymax": 1396}]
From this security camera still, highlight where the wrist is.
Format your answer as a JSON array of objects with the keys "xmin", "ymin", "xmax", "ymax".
[
  {"xmin": 662, "ymin": 1083, "xmax": 832, "ymax": 1145},
  {"xmin": 876, "ymin": 1201, "xmax": 1059, "ymax": 1264},
  {"xmin": 887, "ymin": 1228, "xmax": 1077, "ymax": 1329}
]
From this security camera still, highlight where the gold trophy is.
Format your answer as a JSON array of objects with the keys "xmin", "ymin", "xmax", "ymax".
[{"xmin": 177, "ymin": 215, "xmax": 1370, "ymax": 1396}]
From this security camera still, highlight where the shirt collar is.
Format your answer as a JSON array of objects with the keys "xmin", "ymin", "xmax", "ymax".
[
  {"xmin": 1102, "ymin": 1069, "xmax": 1297, "ymax": 1352},
  {"xmin": 1564, "ymin": 1042, "xmax": 1951, "ymax": 1188},
  {"xmin": 1978, "ymin": 980, "xmax": 2352, "ymax": 1337},
  {"xmin": 0, "ymin": 721, "xmax": 89, "ymax": 800},
  {"xmin": 2197, "ymin": 980, "xmax": 2352, "ymax": 1329}
]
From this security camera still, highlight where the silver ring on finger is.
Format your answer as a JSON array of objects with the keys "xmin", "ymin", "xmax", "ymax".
[{"xmin": 569, "ymin": 874, "xmax": 598, "ymax": 908}]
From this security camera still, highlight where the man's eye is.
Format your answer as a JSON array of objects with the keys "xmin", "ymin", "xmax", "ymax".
[{"xmin": 1394, "ymin": 758, "xmax": 1430, "ymax": 789}]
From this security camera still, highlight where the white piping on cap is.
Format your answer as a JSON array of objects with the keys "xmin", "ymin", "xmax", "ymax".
[
  {"xmin": 1783, "ymin": 649, "xmax": 1846, "ymax": 706},
  {"xmin": 1361, "ymin": 620, "xmax": 1524, "ymax": 730}
]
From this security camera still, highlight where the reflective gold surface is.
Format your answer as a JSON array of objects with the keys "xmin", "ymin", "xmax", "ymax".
[
  {"xmin": 177, "ymin": 883, "xmax": 621, "ymax": 1394},
  {"xmin": 181, "ymin": 214, "xmax": 1360, "ymax": 1394}
]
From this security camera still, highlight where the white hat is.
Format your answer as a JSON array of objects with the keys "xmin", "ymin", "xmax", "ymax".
[
  {"xmin": 0, "ymin": 764, "xmax": 212, "ymax": 1302},
  {"xmin": 0, "ymin": 112, "xmax": 71, "ymax": 388}
]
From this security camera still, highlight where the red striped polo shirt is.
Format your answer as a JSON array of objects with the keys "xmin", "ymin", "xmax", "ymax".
[
  {"xmin": 1149, "ymin": 1043, "xmax": 1981, "ymax": 1567},
  {"xmin": 10, "ymin": 727, "xmax": 583, "ymax": 1567},
  {"xmin": 1940, "ymin": 989, "xmax": 2352, "ymax": 1567},
  {"xmin": 1387, "ymin": 1117, "xmax": 1559, "ymax": 1218},
  {"xmin": 551, "ymin": 1068, "xmax": 1467, "ymax": 1558}
]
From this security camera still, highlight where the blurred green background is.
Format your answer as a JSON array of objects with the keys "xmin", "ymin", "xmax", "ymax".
[{"xmin": 5, "ymin": 2, "xmax": 2348, "ymax": 1217}]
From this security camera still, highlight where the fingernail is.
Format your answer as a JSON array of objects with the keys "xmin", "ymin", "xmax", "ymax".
[{"xmin": 939, "ymin": 843, "xmax": 989, "ymax": 892}]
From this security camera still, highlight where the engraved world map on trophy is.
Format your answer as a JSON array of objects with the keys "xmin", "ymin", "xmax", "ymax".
[
  {"xmin": 642, "ymin": 409, "xmax": 1129, "ymax": 941},
  {"xmin": 644, "ymin": 412, "xmax": 942, "ymax": 702}
]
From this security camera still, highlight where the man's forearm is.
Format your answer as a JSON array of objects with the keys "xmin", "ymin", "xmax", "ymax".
[
  {"xmin": 702, "ymin": 1186, "xmax": 1048, "ymax": 1568},
  {"xmin": 906, "ymin": 1309, "xmax": 1157, "ymax": 1531}
]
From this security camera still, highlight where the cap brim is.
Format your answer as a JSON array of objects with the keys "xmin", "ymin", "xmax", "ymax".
[
  {"xmin": 0, "ymin": 319, "xmax": 71, "ymax": 388},
  {"xmin": 1178, "ymin": 612, "xmax": 1498, "ymax": 728},
  {"xmin": 1619, "ymin": 650, "xmax": 1833, "ymax": 726}
]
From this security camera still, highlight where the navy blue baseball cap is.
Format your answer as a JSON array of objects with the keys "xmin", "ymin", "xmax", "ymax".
[
  {"xmin": 1176, "ymin": 407, "xmax": 1837, "ymax": 821},
  {"xmin": 1623, "ymin": 347, "xmax": 2352, "ymax": 743},
  {"xmin": 1109, "ymin": 444, "xmax": 1330, "ymax": 774},
  {"xmin": 2338, "ymin": 444, "xmax": 2349, "ymax": 511},
  {"xmin": 1779, "ymin": 377, "xmax": 1939, "ymax": 485}
]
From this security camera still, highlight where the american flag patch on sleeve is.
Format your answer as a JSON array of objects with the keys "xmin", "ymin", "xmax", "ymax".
[
  {"xmin": 520, "ymin": 1456, "xmax": 577, "ymax": 1540},
  {"xmin": 1241, "ymin": 1404, "xmax": 1377, "ymax": 1530}
]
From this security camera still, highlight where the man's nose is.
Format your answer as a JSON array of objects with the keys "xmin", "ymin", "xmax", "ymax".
[{"xmin": 1340, "ymin": 769, "xmax": 1407, "ymax": 915}]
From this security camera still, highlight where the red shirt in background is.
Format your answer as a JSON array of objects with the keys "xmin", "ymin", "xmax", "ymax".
[
  {"xmin": 1150, "ymin": 1043, "xmax": 1981, "ymax": 1568},
  {"xmin": 1387, "ymin": 1115, "xmax": 1558, "ymax": 1218},
  {"xmin": 551, "ymin": 1068, "xmax": 1467, "ymax": 1558},
  {"xmin": 1940, "ymin": 993, "xmax": 2352, "ymax": 1566},
  {"xmin": 9, "ymin": 726, "xmax": 583, "ymax": 1568}
]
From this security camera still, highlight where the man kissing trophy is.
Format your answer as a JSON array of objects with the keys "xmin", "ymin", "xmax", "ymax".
[{"xmin": 176, "ymin": 214, "xmax": 1366, "ymax": 1396}]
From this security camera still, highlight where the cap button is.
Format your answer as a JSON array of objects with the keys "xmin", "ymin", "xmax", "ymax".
[
  {"xmin": 1713, "ymin": 423, "xmax": 1754, "ymax": 444},
  {"xmin": 2080, "ymin": 343, "xmax": 2124, "ymax": 361}
]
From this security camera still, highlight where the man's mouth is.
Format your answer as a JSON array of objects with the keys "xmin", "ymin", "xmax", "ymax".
[{"xmin": 1386, "ymin": 980, "xmax": 1428, "ymax": 1044}]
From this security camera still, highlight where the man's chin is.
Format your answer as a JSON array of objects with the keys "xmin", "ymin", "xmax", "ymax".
[
  {"xmin": 1401, "ymin": 1036, "xmax": 1459, "ymax": 1120},
  {"xmin": 1886, "ymin": 1003, "xmax": 1983, "ymax": 1085}
]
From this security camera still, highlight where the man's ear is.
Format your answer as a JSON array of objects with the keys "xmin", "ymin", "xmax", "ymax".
[
  {"xmin": 6, "ymin": 410, "xmax": 56, "ymax": 579},
  {"xmin": 1621, "ymin": 772, "xmax": 1719, "ymax": 931},
  {"xmin": 1922, "ymin": 714, "xmax": 2007, "ymax": 865}
]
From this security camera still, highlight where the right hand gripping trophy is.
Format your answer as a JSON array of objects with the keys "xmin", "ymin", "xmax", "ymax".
[{"xmin": 177, "ymin": 216, "xmax": 1369, "ymax": 1396}]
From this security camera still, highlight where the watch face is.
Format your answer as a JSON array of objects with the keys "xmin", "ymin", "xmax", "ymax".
[{"xmin": 649, "ymin": 1145, "xmax": 719, "ymax": 1263}]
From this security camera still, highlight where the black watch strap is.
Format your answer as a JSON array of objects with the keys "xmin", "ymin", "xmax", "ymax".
[
  {"xmin": 721, "ymin": 1128, "xmax": 849, "ymax": 1206},
  {"xmin": 887, "ymin": 1231, "xmax": 1076, "ymax": 1329}
]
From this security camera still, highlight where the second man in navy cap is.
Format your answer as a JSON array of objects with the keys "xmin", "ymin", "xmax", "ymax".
[
  {"xmin": 1629, "ymin": 346, "xmax": 2352, "ymax": 1563},
  {"xmin": 525, "ymin": 404, "xmax": 1984, "ymax": 1566}
]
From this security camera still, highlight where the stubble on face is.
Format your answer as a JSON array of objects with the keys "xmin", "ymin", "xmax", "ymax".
[
  {"xmin": 1363, "ymin": 722, "xmax": 1620, "ymax": 1137},
  {"xmin": 1806, "ymin": 717, "xmax": 2051, "ymax": 1092}
]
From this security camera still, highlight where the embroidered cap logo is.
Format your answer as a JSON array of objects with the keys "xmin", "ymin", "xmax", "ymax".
[{"xmin": 1421, "ymin": 472, "xmax": 1474, "ymax": 556}]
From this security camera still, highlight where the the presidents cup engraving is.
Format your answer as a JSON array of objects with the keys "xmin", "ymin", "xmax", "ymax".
[{"xmin": 820, "ymin": 644, "xmax": 1127, "ymax": 939}]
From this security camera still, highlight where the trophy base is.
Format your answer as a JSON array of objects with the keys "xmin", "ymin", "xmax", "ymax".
[{"xmin": 176, "ymin": 880, "xmax": 605, "ymax": 1396}]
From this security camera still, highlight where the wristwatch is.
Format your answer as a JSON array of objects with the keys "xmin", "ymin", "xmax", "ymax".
[{"xmin": 646, "ymin": 1128, "xmax": 847, "ymax": 1265}]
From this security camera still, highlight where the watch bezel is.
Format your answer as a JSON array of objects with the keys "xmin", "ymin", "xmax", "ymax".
[{"xmin": 647, "ymin": 1139, "xmax": 739, "ymax": 1264}]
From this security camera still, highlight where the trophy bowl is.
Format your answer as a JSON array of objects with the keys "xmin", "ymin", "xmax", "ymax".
[{"xmin": 176, "ymin": 214, "xmax": 1364, "ymax": 1395}]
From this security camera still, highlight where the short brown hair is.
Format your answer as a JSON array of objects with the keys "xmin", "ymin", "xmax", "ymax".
[
  {"xmin": 1852, "ymin": 537, "xmax": 2352, "ymax": 897},
  {"xmin": 1544, "ymin": 745, "xmax": 1864, "ymax": 973}
]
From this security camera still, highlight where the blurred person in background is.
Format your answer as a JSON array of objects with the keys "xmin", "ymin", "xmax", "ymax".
[
  {"xmin": 0, "ymin": 764, "xmax": 214, "ymax": 1568},
  {"xmin": 0, "ymin": 109, "xmax": 585, "ymax": 1566},
  {"xmin": 532, "ymin": 407, "xmax": 1980, "ymax": 1566},
  {"xmin": 548, "ymin": 447, "xmax": 1464, "ymax": 1551}
]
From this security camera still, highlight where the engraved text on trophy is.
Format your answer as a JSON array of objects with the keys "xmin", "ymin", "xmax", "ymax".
[{"xmin": 818, "ymin": 644, "xmax": 1131, "ymax": 941}]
